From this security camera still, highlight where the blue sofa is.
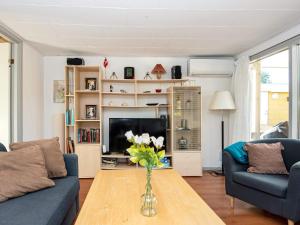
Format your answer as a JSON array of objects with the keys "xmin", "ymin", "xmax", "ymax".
[
  {"xmin": 224, "ymin": 138, "xmax": 300, "ymax": 225},
  {"xmin": 0, "ymin": 151, "xmax": 80, "ymax": 225}
]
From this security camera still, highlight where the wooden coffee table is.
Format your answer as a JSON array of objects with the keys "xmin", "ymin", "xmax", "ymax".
[{"xmin": 75, "ymin": 169, "xmax": 225, "ymax": 225}]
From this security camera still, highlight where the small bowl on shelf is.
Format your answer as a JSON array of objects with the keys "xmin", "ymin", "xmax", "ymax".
[{"xmin": 155, "ymin": 89, "xmax": 162, "ymax": 93}]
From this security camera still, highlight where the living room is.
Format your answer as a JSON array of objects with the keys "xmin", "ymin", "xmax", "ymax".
[{"xmin": 1, "ymin": 1, "xmax": 300, "ymax": 225}]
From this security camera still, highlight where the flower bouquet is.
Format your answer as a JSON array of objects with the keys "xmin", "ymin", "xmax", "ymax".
[{"xmin": 125, "ymin": 130, "xmax": 165, "ymax": 217}]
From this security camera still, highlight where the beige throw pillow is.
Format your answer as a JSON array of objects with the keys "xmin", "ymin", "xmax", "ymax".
[
  {"xmin": 244, "ymin": 142, "xmax": 288, "ymax": 174},
  {"xmin": 10, "ymin": 137, "xmax": 67, "ymax": 178},
  {"xmin": 0, "ymin": 146, "xmax": 55, "ymax": 202}
]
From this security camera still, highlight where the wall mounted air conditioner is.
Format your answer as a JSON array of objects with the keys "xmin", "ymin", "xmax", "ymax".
[{"xmin": 188, "ymin": 58, "xmax": 235, "ymax": 77}]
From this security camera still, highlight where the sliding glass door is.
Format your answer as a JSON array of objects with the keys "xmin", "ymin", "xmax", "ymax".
[
  {"xmin": 0, "ymin": 38, "xmax": 11, "ymax": 148},
  {"xmin": 251, "ymin": 50, "xmax": 290, "ymax": 139}
]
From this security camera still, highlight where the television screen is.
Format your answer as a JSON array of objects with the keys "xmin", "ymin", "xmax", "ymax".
[{"xmin": 109, "ymin": 118, "xmax": 167, "ymax": 153}]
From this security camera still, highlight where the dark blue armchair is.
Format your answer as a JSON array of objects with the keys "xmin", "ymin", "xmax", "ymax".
[{"xmin": 224, "ymin": 138, "xmax": 300, "ymax": 225}]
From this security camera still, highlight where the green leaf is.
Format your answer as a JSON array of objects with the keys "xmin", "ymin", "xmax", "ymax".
[
  {"xmin": 157, "ymin": 161, "xmax": 164, "ymax": 168},
  {"xmin": 130, "ymin": 156, "xmax": 139, "ymax": 163},
  {"xmin": 127, "ymin": 146, "xmax": 138, "ymax": 156},
  {"xmin": 139, "ymin": 159, "xmax": 148, "ymax": 167},
  {"xmin": 157, "ymin": 150, "xmax": 165, "ymax": 160}
]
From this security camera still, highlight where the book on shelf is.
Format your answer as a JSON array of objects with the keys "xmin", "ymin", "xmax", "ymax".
[
  {"xmin": 65, "ymin": 109, "xmax": 75, "ymax": 125},
  {"xmin": 66, "ymin": 137, "xmax": 75, "ymax": 154},
  {"xmin": 77, "ymin": 128, "xmax": 100, "ymax": 143}
]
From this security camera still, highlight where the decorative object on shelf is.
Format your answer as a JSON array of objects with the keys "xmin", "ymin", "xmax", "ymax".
[
  {"xmin": 86, "ymin": 105, "xmax": 97, "ymax": 119},
  {"xmin": 146, "ymin": 103, "xmax": 159, "ymax": 106},
  {"xmin": 175, "ymin": 95, "xmax": 182, "ymax": 109},
  {"xmin": 143, "ymin": 90, "xmax": 151, "ymax": 94},
  {"xmin": 210, "ymin": 90, "xmax": 236, "ymax": 175},
  {"xmin": 110, "ymin": 85, "xmax": 114, "ymax": 92},
  {"xmin": 155, "ymin": 89, "xmax": 162, "ymax": 93},
  {"xmin": 53, "ymin": 80, "xmax": 65, "ymax": 103},
  {"xmin": 185, "ymin": 99, "xmax": 192, "ymax": 109},
  {"xmin": 85, "ymin": 78, "xmax": 97, "ymax": 91},
  {"xmin": 178, "ymin": 136, "xmax": 188, "ymax": 149},
  {"xmin": 120, "ymin": 89, "xmax": 127, "ymax": 93},
  {"xmin": 110, "ymin": 72, "xmax": 118, "ymax": 79},
  {"xmin": 124, "ymin": 67, "xmax": 135, "ymax": 79},
  {"xmin": 121, "ymin": 102, "xmax": 128, "ymax": 106},
  {"xmin": 180, "ymin": 119, "xmax": 188, "ymax": 130},
  {"xmin": 125, "ymin": 131, "xmax": 165, "ymax": 217},
  {"xmin": 67, "ymin": 70, "xmax": 74, "ymax": 95},
  {"xmin": 151, "ymin": 64, "xmax": 166, "ymax": 80},
  {"xmin": 67, "ymin": 58, "xmax": 85, "ymax": 65},
  {"xmin": 171, "ymin": 65, "xmax": 182, "ymax": 79},
  {"xmin": 144, "ymin": 72, "xmax": 152, "ymax": 80},
  {"xmin": 103, "ymin": 57, "xmax": 109, "ymax": 79},
  {"xmin": 161, "ymin": 157, "xmax": 170, "ymax": 168},
  {"xmin": 102, "ymin": 145, "xmax": 110, "ymax": 155}
]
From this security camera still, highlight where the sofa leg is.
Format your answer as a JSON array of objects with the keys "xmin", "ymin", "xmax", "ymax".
[{"xmin": 230, "ymin": 197, "xmax": 235, "ymax": 208}]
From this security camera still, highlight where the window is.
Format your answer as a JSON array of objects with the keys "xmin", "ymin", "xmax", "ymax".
[{"xmin": 251, "ymin": 50, "xmax": 290, "ymax": 139}]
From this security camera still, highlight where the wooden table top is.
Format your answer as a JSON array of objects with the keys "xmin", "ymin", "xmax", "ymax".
[{"xmin": 75, "ymin": 169, "xmax": 225, "ymax": 225}]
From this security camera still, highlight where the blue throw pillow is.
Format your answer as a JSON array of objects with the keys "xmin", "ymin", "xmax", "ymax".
[{"xmin": 224, "ymin": 141, "xmax": 248, "ymax": 164}]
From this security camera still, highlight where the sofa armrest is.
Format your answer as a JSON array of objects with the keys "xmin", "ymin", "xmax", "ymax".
[
  {"xmin": 223, "ymin": 151, "xmax": 247, "ymax": 176},
  {"xmin": 64, "ymin": 154, "xmax": 78, "ymax": 177},
  {"xmin": 285, "ymin": 161, "xmax": 300, "ymax": 221},
  {"xmin": 223, "ymin": 151, "xmax": 248, "ymax": 196}
]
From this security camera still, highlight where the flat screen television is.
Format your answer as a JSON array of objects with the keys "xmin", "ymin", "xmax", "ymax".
[{"xmin": 109, "ymin": 118, "xmax": 167, "ymax": 153}]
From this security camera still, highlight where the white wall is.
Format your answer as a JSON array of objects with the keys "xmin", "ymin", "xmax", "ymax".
[
  {"xmin": 43, "ymin": 56, "xmax": 231, "ymax": 168},
  {"xmin": 189, "ymin": 76, "xmax": 231, "ymax": 168},
  {"xmin": 0, "ymin": 43, "xmax": 10, "ymax": 148},
  {"xmin": 22, "ymin": 42, "xmax": 44, "ymax": 140}
]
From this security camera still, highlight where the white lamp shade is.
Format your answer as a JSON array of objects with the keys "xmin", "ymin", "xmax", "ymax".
[{"xmin": 210, "ymin": 91, "xmax": 236, "ymax": 110}]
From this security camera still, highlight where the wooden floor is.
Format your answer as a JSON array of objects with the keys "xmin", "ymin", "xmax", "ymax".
[{"xmin": 79, "ymin": 172, "xmax": 294, "ymax": 225}]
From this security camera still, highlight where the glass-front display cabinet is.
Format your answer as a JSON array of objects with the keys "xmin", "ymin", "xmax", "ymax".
[{"xmin": 168, "ymin": 86, "xmax": 202, "ymax": 176}]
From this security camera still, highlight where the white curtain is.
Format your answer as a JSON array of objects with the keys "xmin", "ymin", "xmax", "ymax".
[{"xmin": 229, "ymin": 56, "xmax": 252, "ymax": 143}]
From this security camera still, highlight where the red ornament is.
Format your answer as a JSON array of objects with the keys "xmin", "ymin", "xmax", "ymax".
[{"xmin": 103, "ymin": 57, "xmax": 108, "ymax": 68}]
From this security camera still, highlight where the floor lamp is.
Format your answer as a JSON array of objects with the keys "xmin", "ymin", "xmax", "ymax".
[{"xmin": 210, "ymin": 91, "xmax": 236, "ymax": 175}]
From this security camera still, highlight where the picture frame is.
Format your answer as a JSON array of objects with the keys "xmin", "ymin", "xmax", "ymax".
[
  {"xmin": 53, "ymin": 80, "xmax": 65, "ymax": 103},
  {"xmin": 124, "ymin": 67, "xmax": 135, "ymax": 79},
  {"xmin": 85, "ymin": 78, "xmax": 97, "ymax": 91},
  {"xmin": 86, "ymin": 105, "xmax": 97, "ymax": 119}
]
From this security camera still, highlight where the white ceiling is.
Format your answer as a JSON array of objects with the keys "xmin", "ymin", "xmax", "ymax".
[{"xmin": 1, "ymin": 0, "xmax": 300, "ymax": 56}]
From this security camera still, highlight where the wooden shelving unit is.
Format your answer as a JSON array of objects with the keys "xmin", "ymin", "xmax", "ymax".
[
  {"xmin": 65, "ymin": 66, "xmax": 101, "ymax": 178},
  {"xmin": 65, "ymin": 65, "xmax": 200, "ymax": 174}
]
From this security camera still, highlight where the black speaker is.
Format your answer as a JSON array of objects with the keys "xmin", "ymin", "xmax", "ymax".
[
  {"xmin": 171, "ymin": 65, "xmax": 182, "ymax": 79},
  {"xmin": 67, "ymin": 58, "xmax": 85, "ymax": 65}
]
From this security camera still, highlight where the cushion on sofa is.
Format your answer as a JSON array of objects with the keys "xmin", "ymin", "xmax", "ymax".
[
  {"xmin": 233, "ymin": 171, "xmax": 289, "ymax": 198},
  {"xmin": 0, "ymin": 176, "xmax": 79, "ymax": 225},
  {"xmin": 0, "ymin": 146, "xmax": 55, "ymax": 202},
  {"xmin": 245, "ymin": 142, "xmax": 288, "ymax": 174},
  {"xmin": 10, "ymin": 137, "xmax": 67, "ymax": 178},
  {"xmin": 224, "ymin": 141, "xmax": 248, "ymax": 164}
]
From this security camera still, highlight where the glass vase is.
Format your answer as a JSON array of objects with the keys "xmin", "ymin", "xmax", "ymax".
[{"xmin": 141, "ymin": 168, "xmax": 157, "ymax": 217}]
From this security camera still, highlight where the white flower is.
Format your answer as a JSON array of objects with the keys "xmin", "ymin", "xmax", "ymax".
[
  {"xmin": 151, "ymin": 136, "xmax": 164, "ymax": 149},
  {"xmin": 134, "ymin": 135, "xmax": 143, "ymax": 145},
  {"xmin": 141, "ymin": 133, "xmax": 151, "ymax": 145},
  {"xmin": 125, "ymin": 130, "xmax": 134, "ymax": 141},
  {"xmin": 156, "ymin": 136, "xmax": 164, "ymax": 149}
]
